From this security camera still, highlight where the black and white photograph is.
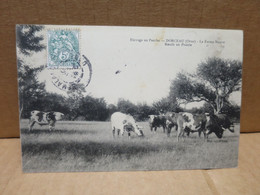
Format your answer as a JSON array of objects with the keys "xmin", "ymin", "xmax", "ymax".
[{"xmin": 16, "ymin": 25, "xmax": 243, "ymax": 173}]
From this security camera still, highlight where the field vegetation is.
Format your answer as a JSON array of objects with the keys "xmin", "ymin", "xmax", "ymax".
[{"xmin": 20, "ymin": 120, "xmax": 239, "ymax": 172}]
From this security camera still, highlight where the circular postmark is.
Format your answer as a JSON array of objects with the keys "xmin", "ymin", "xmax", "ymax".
[{"xmin": 49, "ymin": 55, "xmax": 92, "ymax": 91}]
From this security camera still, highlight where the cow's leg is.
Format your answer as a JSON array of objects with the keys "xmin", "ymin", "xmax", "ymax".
[
  {"xmin": 49, "ymin": 125, "xmax": 53, "ymax": 131},
  {"xmin": 28, "ymin": 120, "xmax": 36, "ymax": 131},
  {"xmin": 177, "ymin": 124, "xmax": 186, "ymax": 142},
  {"xmin": 201, "ymin": 129, "xmax": 207, "ymax": 139},
  {"xmin": 205, "ymin": 133, "xmax": 209, "ymax": 141},
  {"xmin": 205, "ymin": 129, "xmax": 212, "ymax": 141},
  {"xmin": 150, "ymin": 126, "xmax": 153, "ymax": 132},
  {"xmin": 178, "ymin": 129, "xmax": 183, "ymax": 141},
  {"xmin": 177, "ymin": 129, "xmax": 182, "ymax": 142},
  {"xmin": 49, "ymin": 121, "xmax": 55, "ymax": 131},
  {"xmin": 183, "ymin": 127, "xmax": 190, "ymax": 138},
  {"xmin": 165, "ymin": 121, "xmax": 170, "ymax": 135},
  {"xmin": 177, "ymin": 132, "xmax": 180, "ymax": 142},
  {"xmin": 118, "ymin": 129, "xmax": 121, "ymax": 137},
  {"xmin": 154, "ymin": 127, "xmax": 157, "ymax": 132},
  {"xmin": 203, "ymin": 131, "xmax": 208, "ymax": 141},
  {"xmin": 121, "ymin": 129, "xmax": 125, "ymax": 137},
  {"xmin": 167, "ymin": 127, "xmax": 172, "ymax": 137},
  {"xmin": 202, "ymin": 131, "xmax": 206, "ymax": 138},
  {"xmin": 198, "ymin": 130, "xmax": 201, "ymax": 138},
  {"xmin": 128, "ymin": 132, "xmax": 131, "ymax": 139},
  {"xmin": 112, "ymin": 127, "xmax": 116, "ymax": 138},
  {"xmin": 163, "ymin": 125, "xmax": 166, "ymax": 133},
  {"xmin": 181, "ymin": 130, "xmax": 186, "ymax": 141}
]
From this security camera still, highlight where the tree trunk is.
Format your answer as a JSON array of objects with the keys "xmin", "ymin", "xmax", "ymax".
[
  {"xmin": 215, "ymin": 95, "xmax": 224, "ymax": 114},
  {"xmin": 19, "ymin": 103, "xmax": 23, "ymax": 119}
]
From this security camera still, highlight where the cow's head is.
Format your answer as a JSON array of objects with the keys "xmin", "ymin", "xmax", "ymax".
[
  {"xmin": 54, "ymin": 112, "xmax": 65, "ymax": 121},
  {"xmin": 148, "ymin": 115, "xmax": 156, "ymax": 123},
  {"xmin": 123, "ymin": 123, "xmax": 144, "ymax": 137},
  {"xmin": 206, "ymin": 113, "xmax": 234, "ymax": 139},
  {"xmin": 214, "ymin": 128, "xmax": 224, "ymax": 138},
  {"xmin": 135, "ymin": 124, "xmax": 144, "ymax": 137},
  {"xmin": 222, "ymin": 117, "xmax": 234, "ymax": 133},
  {"xmin": 216, "ymin": 114, "xmax": 235, "ymax": 133},
  {"xmin": 222, "ymin": 124, "xmax": 235, "ymax": 133},
  {"xmin": 149, "ymin": 115, "xmax": 163, "ymax": 126},
  {"xmin": 205, "ymin": 113, "xmax": 224, "ymax": 138}
]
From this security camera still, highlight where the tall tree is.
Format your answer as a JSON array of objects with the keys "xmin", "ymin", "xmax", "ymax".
[
  {"xmin": 66, "ymin": 83, "xmax": 86, "ymax": 120},
  {"xmin": 17, "ymin": 60, "xmax": 45, "ymax": 118},
  {"xmin": 170, "ymin": 57, "xmax": 242, "ymax": 114},
  {"xmin": 78, "ymin": 96, "xmax": 109, "ymax": 121},
  {"xmin": 16, "ymin": 25, "xmax": 46, "ymax": 118}
]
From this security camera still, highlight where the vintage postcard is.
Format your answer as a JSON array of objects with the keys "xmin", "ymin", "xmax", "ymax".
[{"xmin": 16, "ymin": 25, "xmax": 243, "ymax": 172}]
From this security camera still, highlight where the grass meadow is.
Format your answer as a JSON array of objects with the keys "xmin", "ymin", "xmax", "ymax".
[{"xmin": 20, "ymin": 120, "xmax": 240, "ymax": 173}]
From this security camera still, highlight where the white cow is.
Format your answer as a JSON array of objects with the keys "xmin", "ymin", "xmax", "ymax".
[
  {"xmin": 29, "ymin": 110, "xmax": 64, "ymax": 131},
  {"xmin": 111, "ymin": 112, "xmax": 144, "ymax": 138}
]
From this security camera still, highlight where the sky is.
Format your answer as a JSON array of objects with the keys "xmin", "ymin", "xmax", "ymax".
[{"xmin": 20, "ymin": 25, "xmax": 243, "ymax": 107}]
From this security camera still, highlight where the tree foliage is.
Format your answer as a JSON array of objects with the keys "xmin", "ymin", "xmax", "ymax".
[
  {"xmin": 77, "ymin": 96, "xmax": 108, "ymax": 121},
  {"xmin": 66, "ymin": 83, "xmax": 86, "ymax": 120},
  {"xmin": 16, "ymin": 25, "xmax": 45, "ymax": 56},
  {"xmin": 16, "ymin": 25, "xmax": 46, "ymax": 117},
  {"xmin": 153, "ymin": 97, "xmax": 182, "ymax": 113},
  {"xmin": 170, "ymin": 57, "xmax": 242, "ymax": 114},
  {"xmin": 135, "ymin": 103, "xmax": 156, "ymax": 121},
  {"xmin": 117, "ymin": 98, "xmax": 138, "ymax": 117},
  {"xmin": 18, "ymin": 60, "xmax": 46, "ymax": 118}
]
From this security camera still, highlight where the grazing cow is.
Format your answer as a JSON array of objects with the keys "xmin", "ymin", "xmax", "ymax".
[
  {"xmin": 148, "ymin": 114, "xmax": 166, "ymax": 133},
  {"xmin": 175, "ymin": 112, "xmax": 207, "ymax": 141},
  {"xmin": 204, "ymin": 113, "xmax": 234, "ymax": 139},
  {"xmin": 29, "ymin": 110, "xmax": 64, "ymax": 131},
  {"xmin": 111, "ymin": 112, "xmax": 144, "ymax": 138}
]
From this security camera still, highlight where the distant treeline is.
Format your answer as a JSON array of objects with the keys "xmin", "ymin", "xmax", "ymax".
[
  {"xmin": 20, "ymin": 91, "xmax": 161, "ymax": 121},
  {"xmin": 20, "ymin": 91, "xmax": 240, "ymax": 122}
]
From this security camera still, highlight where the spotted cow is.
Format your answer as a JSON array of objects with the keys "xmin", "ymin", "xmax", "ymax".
[
  {"xmin": 29, "ymin": 110, "xmax": 64, "ymax": 131},
  {"xmin": 175, "ymin": 112, "xmax": 207, "ymax": 141}
]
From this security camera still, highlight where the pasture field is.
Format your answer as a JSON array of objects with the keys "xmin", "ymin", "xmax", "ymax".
[{"xmin": 20, "ymin": 120, "xmax": 240, "ymax": 172}]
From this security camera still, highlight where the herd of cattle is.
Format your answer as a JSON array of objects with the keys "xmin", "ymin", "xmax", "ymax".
[
  {"xmin": 147, "ymin": 112, "xmax": 235, "ymax": 141},
  {"xmin": 111, "ymin": 111, "xmax": 235, "ymax": 141},
  {"xmin": 28, "ymin": 110, "xmax": 235, "ymax": 141}
]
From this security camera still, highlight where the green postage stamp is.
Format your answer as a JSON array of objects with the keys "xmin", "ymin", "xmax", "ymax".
[{"xmin": 47, "ymin": 30, "xmax": 80, "ymax": 69}]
